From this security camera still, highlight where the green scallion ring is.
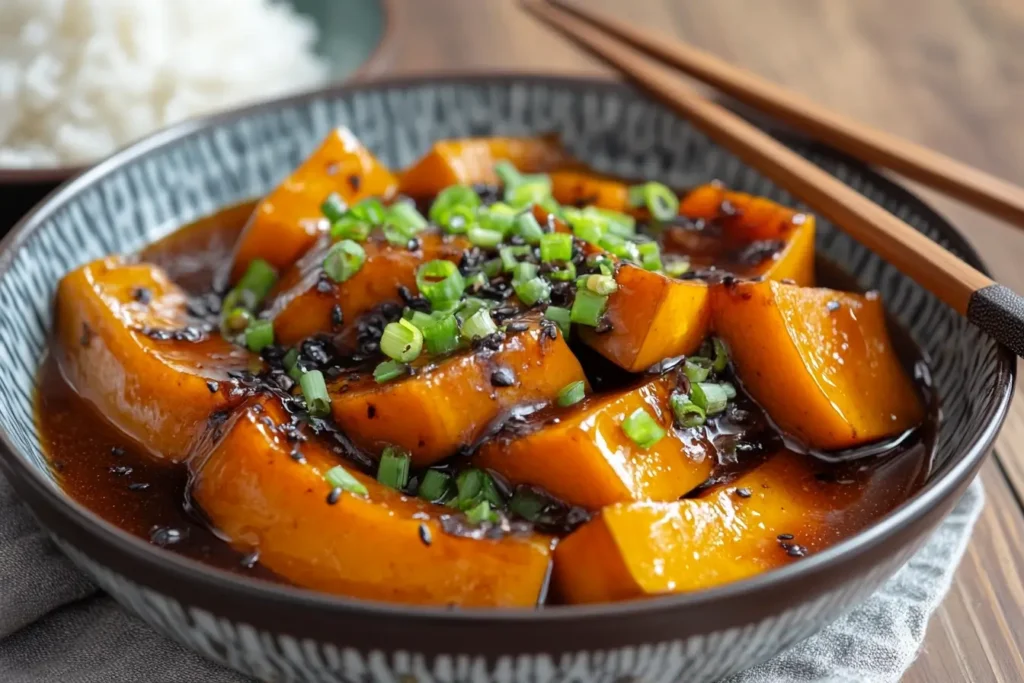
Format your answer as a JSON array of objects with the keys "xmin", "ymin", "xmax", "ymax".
[
  {"xmin": 670, "ymin": 393, "xmax": 706, "ymax": 428},
  {"xmin": 377, "ymin": 445, "xmax": 412, "ymax": 490},
  {"xmin": 373, "ymin": 359, "xmax": 408, "ymax": 384},
  {"xmin": 628, "ymin": 181, "xmax": 680, "ymax": 221},
  {"xmin": 462, "ymin": 308, "xmax": 498, "ymax": 340},
  {"xmin": 299, "ymin": 370, "xmax": 331, "ymax": 417},
  {"xmin": 320, "ymin": 192, "xmax": 348, "ymax": 223},
  {"xmin": 544, "ymin": 306, "xmax": 572, "ymax": 339},
  {"xmin": 621, "ymin": 407, "xmax": 666, "ymax": 449},
  {"xmin": 324, "ymin": 464, "xmax": 368, "ymax": 496},
  {"xmin": 415, "ymin": 259, "xmax": 465, "ymax": 310},
  {"xmin": 514, "ymin": 277, "xmax": 552, "ymax": 306},
  {"xmin": 380, "ymin": 318, "xmax": 424, "ymax": 363},
  {"xmin": 423, "ymin": 314, "xmax": 461, "ymax": 356},
  {"xmin": 323, "ymin": 239, "xmax": 366, "ymax": 283},
  {"xmin": 417, "ymin": 469, "xmax": 451, "ymax": 503},
  {"xmin": 244, "ymin": 319, "xmax": 274, "ymax": 353},
  {"xmin": 557, "ymin": 380, "xmax": 586, "ymax": 407},
  {"xmin": 570, "ymin": 288, "xmax": 608, "ymax": 327},
  {"xmin": 540, "ymin": 232, "xmax": 573, "ymax": 263}
]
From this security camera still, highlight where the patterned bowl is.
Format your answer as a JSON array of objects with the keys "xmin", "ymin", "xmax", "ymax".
[{"xmin": 0, "ymin": 74, "xmax": 1013, "ymax": 683}]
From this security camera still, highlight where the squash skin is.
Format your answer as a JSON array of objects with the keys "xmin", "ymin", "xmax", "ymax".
[
  {"xmin": 228, "ymin": 127, "xmax": 398, "ymax": 283},
  {"xmin": 398, "ymin": 134, "xmax": 574, "ymax": 196},
  {"xmin": 54, "ymin": 257, "xmax": 250, "ymax": 462},
  {"xmin": 266, "ymin": 230, "xmax": 469, "ymax": 346},
  {"xmin": 474, "ymin": 375, "xmax": 713, "ymax": 509},
  {"xmin": 711, "ymin": 280, "xmax": 924, "ymax": 450},
  {"xmin": 329, "ymin": 313, "xmax": 588, "ymax": 467},
  {"xmin": 191, "ymin": 398, "xmax": 553, "ymax": 607}
]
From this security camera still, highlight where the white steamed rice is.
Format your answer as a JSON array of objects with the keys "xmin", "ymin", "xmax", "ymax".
[{"xmin": 0, "ymin": 0, "xmax": 329, "ymax": 168}]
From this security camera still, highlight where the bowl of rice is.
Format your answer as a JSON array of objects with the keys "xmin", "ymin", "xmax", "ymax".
[{"xmin": 0, "ymin": 0, "xmax": 393, "ymax": 188}]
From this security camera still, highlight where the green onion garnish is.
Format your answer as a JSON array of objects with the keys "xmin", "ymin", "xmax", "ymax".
[
  {"xmin": 557, "ymin": 380, "xmax": 586, "ymax": 407},
  {"xmin": 467, "ymin": 226, "xmax": 504, "ymax": 249},
  {"xmin": 670, "ymin": 393, "xmax": 706, "ymax": 428},
  {"xmin": 221, "ymin": 307, "xmax": 252, "ymax": 337},
  {"xmin": 465, "ymin": 271, "xmax": 488, "ymax": 292},
  {"xmin": 457, "ymin": 297, "xmax": 490, "ymax": 321},
  {"xmin": 373, "ymin": 359, "xmax": 407, "ymax": 383},
  {"xmin": 499, "ymin": 245, "xmax": 530, "ymax": 272},
  {"xmin": 586, "ymin": 253, "xmax": 615, "ymax": 276},
  {"xmin": 387, "ymin": 201, "xmax": 427, "ymax": 235},
  {"xmin": 494, "ymin": 160, "xmax": 523, "ymax": 188},
  {"xmin": 597, "ymin": 233, "xmax": 640, "ymax": 261},
  {"xmin": 382, "ymin": 224, "xmax": 412, "ymax": 246},
  {"xmin": 548, "ymin": 261, "xmax": 577, "ymax": 282},
  {"xmin": 621, "ymin": 407, "xmax": 666, "ymax": 449},
  {"xmin": 377, "ymin": 445, "xmax": 412, "ymax": 490},
  {"xmin": 512, "ymin": 261, "xmax": 539, "ymax": 284},
  {"xmin": 437, "ymin": 204, "xmax": 477, "ymax": 234},
  {"xmin": 462, "ymin": 309, "xmax": 498, "ymax": 340},
  {"xmin": 478, "ymin": 203, "xmax": 518, "ymax": 235},
  {"xmin": 330, "ymin": 216, "xmax": 371, "ymax": 242},
  {"xmin": 505, "ymin": 177, "xmax": 552, "ymax": 209},
  {"xmin": 664, "ymin": 256, "xmax": 691, "ymax": 278},
  {"xmin": 691, "ymin": 382, "xmax": 729, "ymax": 415},
  {"xmin": 350, "ymin": 197, "xmax": 387, "ymax": 225},
  {"xmin": 584, "ymin": 274, "xmax": 618, "ymax": 295},
  {"xmin": 323, "ymin": 240, "xmax": 366, "ymax": 283},
  {"xmin": 570, "ymin": 289, "xmax": 608, "ymax": 327},
  {"xmin": 244, "ymin": 319, "xmax": 274, "ymax": 353},
  {"xmin": 415, "ymin": 260, "xmax": 465, "ymax": 310},
  {"xmin": 722, "ymin": 382, "xmax": 737, "ymax": 400},
  {"xmin": 380, "ymin": 318, "xmax": 423, "ymax": 363},
  {"xmin": 628, "ymin": 181, "xmax": 680, "ymax": 221},
  {"xmin": 587, "ymin": 207, "xmax": 636, "ymax": 236},
  {"xmin": 429, "ymin": 185, "xmax": 480, "ymax": 224},
  {"xmin": 423, "ymin": 314, "xmax": 460, "ymax": 356},
  {"xmin": 299, "ymin": 370, "xmax": 331, "ymax": 417},
  {"xmin": 465, "ymin": 500, "xmax": 498, "ymax": 525},
  {"xmin": 712, "ymin": 337, "xmax": 730, "ymax": 372},
  {"xmin": 283, "ymin": 347, "xmax": 302, "ymax": 381},
  {"xmin": 509, "ymin": 488, "xmax": 549, "ymax": 522},
  {"xmin": 320, "ymin": 193, "xmax": 348, "ymax": 223},
  {"xmin": 456, "ymin": 468, "xmax": 485, "ymax": 508},
  {"xmin": 544, "ymin": 306, "xmax": 571, "ymax": 339},
  {"xmin": 405, "ymin": 309, "xmax": 435, "ymax": 331},
  {"xmin": 514, "ymin": 277, "xmax": 551, "ymax": 306},
  {"xmin": 482, "ymin": 258, "xmax": 503, "ymax": 279},
  {"xmin": 235, "ymin": 258, "xmax": 278, "ymax": 303},
  {"xmin": 325, "ymin": 464, "xmax": 368, "ymax": 496},
  {"xmin": 514, "ymin": 212, "xmax": 545, "ymax": 245},
  {"xmin": 684, "ymin": 357, "xmax": 712, "ymax": 383},
  {"xmin": 418, "ymin": 469, "xmax": 451, "ymax": 502},
  {"xmin": 638, "ymin": 242, "xmax": 663, "ymax": 271},
  {"xmin": 540, "ymin": 232, "xmax": 573, "ymax": 263}
]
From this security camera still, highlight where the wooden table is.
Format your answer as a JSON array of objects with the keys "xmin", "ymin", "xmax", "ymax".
[{"xmin": 373, "ymin": 1, "xmax": 1024, "ymax": 680}]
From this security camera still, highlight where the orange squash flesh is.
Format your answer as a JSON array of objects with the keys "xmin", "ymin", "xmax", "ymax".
[
  {"xmin": 581, "ymin": 264, "xmax": 711, "ymax": 372},
  {"xmin": 191, "ymin": 398, "xmax": 552, "ymax": 607},
  {"xmin": 54, "ymin": 257, "xmax": 251, "ymax": 462},
  {"xmin": 474, "ymin": 375, "xmax": 713, "ymax": 509},
  {"xmin": 712, "ymin": 280, "xmax": 924, "ymax": 450},
  {"xmin": 329, "ymin": 313, "xmax": 587, "ymax": 467},
  {"xmin": 552, "ymin": 448, "xmax": 921, "ymax": 603},
  {"xmin": 550, "ymin": 169, "xmax": 630, "ymax": 211},
  {"xmin": 266, "ymin": 230, "xmax": 469, "ymax": 346},
  {"xmin": 228, "ymin": 127, "xmax": 398, "ymax": 283},
  {"xmin": 398, "ymin": 134, "xmax": 575, "ymax": 196}
]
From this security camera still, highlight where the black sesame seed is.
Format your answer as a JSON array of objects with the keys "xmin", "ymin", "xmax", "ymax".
[
  {"xmin": 786, "ymin": 545, "xmax": 808, "ymax": 558},
  {"xmin": 240, "ymin": 550, "xmax": 260, "ymax": 569},
  {"xmin": 777, "ymin": 533, "xmax": 794, "ymax": 540},
  {"xmin": 316, "ymin": 274, "xmax": 333, "ymax": 294},
  {"xmin": 331, "ymin": 304, "xmax": 344, "ymax": 328},
  {"xmin": 506, "ymin": 321, "xmax": 529, "ymax": 333},
  {"xmin": 735, "ymin": 487, "xmax": 752, "ymax": 498},
  {"xmin": 347, "ymin": 174, "xmax": 361, "ymax": 192},
  {"xmin": 132, "ymin": 287, "xmax": 153, "ymax": 304},
  {"xmin": 206, "ymin": 380, "xmax": 219, "ymax": 393},
  {"xmin": 128, "ymin": 482, "xmax": 150, "ymax": 491},
  {"xmin": 110, "ymin": 446, "xmax": 125, "ymax": 457},
  {"xmin": 110, "ymin": 465, "xmax": 133, "ymax": 477},
  {"xmin": 150, "ymin": 526, "xmax": 185, "ymax": 546},
  {"xmin": 418, "ymin": 523, "xmax": 432, "ymax": 547},
  {"xmin": 80, "ymin": 322, "xmax": 93, "ymax": 347},
  {"xmin": 490, "ymin": 367, "xmax": 516, "ymax": 387},
  {"xmin": 826, "ymin": 300, "xmax": 841, "ymax": 312},
  {"xmin": 367, "ymin": 404, "xmax": 377, "ymax": 419},
  {"xmin": 327, "ymin": 487, "xmax": 342, "ymax": 505}
]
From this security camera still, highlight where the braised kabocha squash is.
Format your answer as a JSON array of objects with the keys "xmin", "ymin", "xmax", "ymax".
[{"xmin": 38, "ymin": 132, "xmax": 931, "ymax": 609}]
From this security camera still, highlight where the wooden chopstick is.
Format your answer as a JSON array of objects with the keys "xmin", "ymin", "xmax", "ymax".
[
  {"xmin": 552, "ymin": 0, "xmax": 1024, "ymax": 230},
  {"xmin": 521, "ymin": 0, "xmax": 1024, "ymax": 358}
]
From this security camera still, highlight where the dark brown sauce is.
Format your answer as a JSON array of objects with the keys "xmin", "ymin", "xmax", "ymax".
[{"xmin": 34, "ymin": 201, "xmax": 937, "ymax": 594}]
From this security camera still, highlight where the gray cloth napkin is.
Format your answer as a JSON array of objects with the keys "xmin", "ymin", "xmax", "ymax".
[{"xmin": 0, "ymin": 471, "xmax": 983, "ymax": 683}]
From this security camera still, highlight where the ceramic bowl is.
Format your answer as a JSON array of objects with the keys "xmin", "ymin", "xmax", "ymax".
[{"xmin": 0, "ymin": 74, "xmax": 1012, "ymax": 683}]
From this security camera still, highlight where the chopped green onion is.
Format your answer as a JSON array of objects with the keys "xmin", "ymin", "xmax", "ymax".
[
  {"xmin": 222, "ymin": 307, "xmax": 252, "ymax": 336},
  {"xmin": 350, "ymin": 197, "xmax": 387, "ymax": 225},
  {"xmin": 691, "ymin": 382, "xmax": 729, "ymax": 415},
  {"xmin": 514, "ymin": 277, "xmax": 551, "ymax": 306},
  {"xmin": 235, "ymin": 258, "xmax": 278, "ymax": 303},
  {"xmin": 557, "ymin": 380, "xmax": 586, "ymax": 407},
  {"xmin": 566, "ymin": 211, "xmax": 605, "ymax": 244},
  {"xmin": 638, "ymin": 242, "xmax": 663, "ymax": 271},
  {"xmin": 465, "ymin": 271, "xmax": 488, "ymax": 292},
  {"xmin": 586, "ymin": 207, "xmax": 636, "ymax": 236},
  {"xmin": 323, "ymin": 240, "xmax": 366, "ymax": 283},
  {"xmin": 467, "ymin": 226, "xmax": 504, "ymax": 248},
  {"xmin": 330, "ymin": 215, "xmax": 371, "ymax": 242},
  {"xmin": 509, "ymin": 488, "xmax": 549, "ymax": 522},
  {"xmin": 722, "ymin": 382, "xmax": 737, "ymax": 400},
  {"xmin": 670, "ymin": 393, "xmax": 706, "ymax": 428},
  {"xmin": 664, "ymin": 256, "xmax": 691, "ymax": 278},
  {"xmin": 465, "ymin": 500, "xmax": 498, "ymax": 525},
  {"xmin": 299, "ymin": 370, "xmax": 331, "ymax": 417},
  {"xmin": 628, "ymin": 181, "xmax": 680, "ymax": 221},
  {"xmin": 540, "ymin": 232, "xmax": 573, "ymax": 263},
  {"xmin": 457, "ymin": 297, "xmax": 491, "ymax": 321},
  {"xmin": 429, "ymin": 185, "xmax": 480, "ymax": 224},
  {"xmin": 570, "ymin": 289, "xmax": 608, "ymax": 327},
  {"xmin": 462, "ymin": 309, "xmax": 498, "ymax": 340},
  {"xmin": 684, "ymin": 357, "xmax": 713, "ymax": 383},
  {"xmin": 405, "ymin": 310, "xmax": 435, "ymax": 331},
  {"xmin": 494, "ymin": 160, "xmax": 523, "ymax": 188},
  {"xmin": 244, "ymin": 319, "xmax": 274, "ymax": 353},
  {"xmin": 441, "ymin": 205, "xmax": 479, "ymax": 234},
  {"xmin": 712, "ymin": 337, "xmax": 730, "ymax": 373},
  {"xmin": 584, "ymin": 274, "xmax": 618, "ymax": 295},
  {"xmin": 478, "ymin": 203, "xmax": 518, "ymax": 234},
  {"xmin": 545, "ymin": 306, "xmax": 571, "ymax": 339},
  {"xmin": 325, "ymin": 464, "xmax": 368, "ymax": 496},
  {"xmin": 418, "ymin": 470, "xmax": 451, "ymax": 502},
  {"xmin": 373, "ymin": 359, "xmax": 407, "ymax": 383},
  {"xmin": 377, "ymin": 446, "xmax": 412, "ymax": 490},
  {"xmin": 505, "ymin": 177, "xmax": 552, "ymax": 208},
  {"xmin": 499, "ymin": 245, "xmax": 530, "ymax": 272},
  {"xmin": 283, "ymin": 347, "xmax": 302, "ymax": 381},
  {"xmin": 380, "ymin": 318, "xmax": 423, "ymax": 362},
  {"xmin": 456, "ymin": 469, "xmax": 485, "ymax": 508},
  {"xmin": 483, "ymin": 258, "xmax": 503, "ymax": 278},
  {"xmin": 320, "ymin": 193, "xmax": 348, "ymax": 223},
  {"xmin": 512, "ymin": 261, "xmax": 539, "ymax": 284},
  {"xmin": 621, "ymin": 407, "xmax": 666, "ymax": 449},
  {"xmin": 586, "ymin": 253, "xmax": 616, "ymax": 276},
  {"xmin": 598, "ymin": 233, "xmax": 640, "ymax": 261},
  {"xmin": 416, "ymin": 260, "xmax": 465, "ymax": 310},
  {"xmin": 423, "ymin": 314, "xmax": 460, "ymax": 356},
  {"xmin": 548, "ymin": 261, "xmax": 577, "ymax": 281},
  {"xmin": 479, "ymin": 473, "xmax": 503, "ymax": 507},
  {"xmin": 514, "ymin": 212, "xmax": 545, "ymax": 245},
  {"xmin": 382, "ymin": 223, "xmax": 412, "ymax": 246},
  {"xmin": 387, "ymin": 201, "xmax": 427, "ymax": 235}
]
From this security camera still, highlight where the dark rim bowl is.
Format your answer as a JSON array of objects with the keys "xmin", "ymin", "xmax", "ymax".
[{"xmin": 0, "ymin": 73, "xmax": 1013, "ymax": 679}]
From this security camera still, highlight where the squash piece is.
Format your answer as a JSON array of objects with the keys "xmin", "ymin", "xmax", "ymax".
[
  {"xmin": 329, "ymin": 313, "xmax": 587, "ymax": 466},
  {"xmin": 228, "ymin": 127, "xmax": 398, "ymax": 283},
  {"xmin": 550, "ymin": 169, "xmax": 630, "ymax": 211},
  {"xmin": 580, "ymin": 264, "xmax": 711, "ymax": 372},
  {"xmin": 474, "ymin": 375, "xmax": 713, "ymax": 509},
  {"xmin": 670, "ymin": 184, "xmax": 816, "ymax": 286},
  {"xmin": 398, "ymin": 134, "xmax": 574, "ymax": 196},
  {"xmin": 712, "ymin": 280, "xmax": 923, "ymax": 450},
  {"xmin": 267, "ymin": 230, "xmax": 469, "ymax": 346},
  {"xmin": 192, "ymin": 398, "xmax": 552, "ymax": 607},
  {"xmin": 552, "ymin": 448, "xmax": 922, "ymax": 603},
  {"xmin": 54, "ymin": 257, "xmax": 250, "ymax": 462}
]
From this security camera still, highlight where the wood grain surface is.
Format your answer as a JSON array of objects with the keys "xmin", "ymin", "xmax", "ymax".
[{"xmin": 376, "ymin": 1, "xmax": 1024, "ymax": 680}]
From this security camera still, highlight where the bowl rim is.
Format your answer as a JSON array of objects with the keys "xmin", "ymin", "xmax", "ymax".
[
  {"xmin": 0, "ymin": 71, "xmax": 1014, "ymax": 625},
  {"xmin": 0, "ymin": 0, "xmax": 400, "ymax": 186}
]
